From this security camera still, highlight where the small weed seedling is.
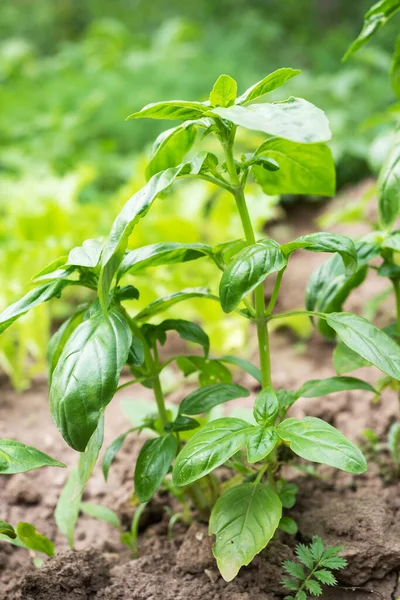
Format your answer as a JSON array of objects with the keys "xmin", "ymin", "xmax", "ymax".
[
  {"xmin": 1, "ymin": 69, "xmax": 400, "ymax": 580},
  {"xmin": 281, "ymin": 536, "xmax": 347, "ymax": 599}
]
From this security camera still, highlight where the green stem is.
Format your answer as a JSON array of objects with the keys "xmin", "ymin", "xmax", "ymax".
[
  {"xmin": 393, "ymin": 279, "xmax": 400, "ymax": 332},
  {"xmin": 265, "ymin": 268, "xmax": 286, "ymax": 317},
  {"xmin": 222, "ymin": 138, "xmax": 272, "ymax": 388},
  {"xmin": 120, "ymin": 306, "xmax": 168, "ymax": 431},
  {"xmin": 254, "ymin": 463, "xmax": 268, "ymax": 486}
]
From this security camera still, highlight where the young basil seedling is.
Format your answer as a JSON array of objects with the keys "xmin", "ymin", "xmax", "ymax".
[{"xmin": 2, "ymin": 68, "xmax": 398, "ymax": 580}]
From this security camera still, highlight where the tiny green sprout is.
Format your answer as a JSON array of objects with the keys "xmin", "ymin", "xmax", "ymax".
[
  {"xmin": 281, "ymin": 536, "xmax": 347, "ymax": 599},
  {"xmin": 2, "ymin": 67, "xmax": 399, "ymax": 581}
]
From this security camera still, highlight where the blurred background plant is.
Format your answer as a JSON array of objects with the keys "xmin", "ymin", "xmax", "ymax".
[{"xmin": 1, "ymin": 0, "xmax": 399, "ymax": 388}]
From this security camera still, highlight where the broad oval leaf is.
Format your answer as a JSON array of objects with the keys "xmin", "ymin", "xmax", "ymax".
[
  {"xmin": 378, "ymin": 138, "xmax": 400, "ymax": 229},
  {"xmin": 391, "ymin": 34, "xmax": 400, "ymax": 100},
  {"xmin": 159, "ymin": 319, "xmax": 210, "ymax": 356},
  {"xmin": 219, "ymin": 240, "xmax": 287, "ymax": 313},
  {"xmin": 98, "ymin": 164, "xmax": 192, "ymax": 309},
  {"xmin": 343, "ymin": 0, "xmax": 400, "ymax": 61},
  {"xmin": 211, "ymin": 98, "xmax": 331, "ymax": 144},
  {"xmin": 0, "ymin": 521, "xmax": 16, "ymax": 539},
  {"xmin": 179, "ymin": 383, "xmax": 249, "ymax": 416},
  {"xmin": 282, "ymin": 233, "xmax": 357, "ymax": 276},
  {"xmin": 381, "ymin": 231, "xmax": 400, "ymax": 251},
  {"xmin": 297, "ymin": 376, "xmax": 376, "ymax": 398},
  {"xmin": 219, "ymin": 355, "xmax": 262, "ymax": 384},
  {"xmin": 16, "ymin": 522, "xmax": 54, "ymax": 557},
  {"xmin": 209, "ymin": 74, "xmax": 237, "ymax": 107},
  {"xmin": 247, "ymin": 427, "xmax": 278, "ymax": 463},
  {"xmin": 134, "ymin": 434, "xmax": 178, "ymax": 502},
  {"xmin": 127, "ymin": 100, "xmax": 208, "ymax": 121},
  {"xmin": 0, "ymin": 280, "xmax": 69, "ymax": 334},
  {"xmin": 47, "ymin": 308, "xmax": 86, "ymax": 382},
  {"xmin": 135, "ymin": 288, "xmax": 218, "ymax": 322},
  {"xmin": 306, "ymin": 240, "xmax": 380, "ymax": 340},
  {"xmin": 146, "ymin": 123, "xmax": 198, "ymax": 179},
  {"xmin": 253, "ymin": 387, "xmax": 279, "ymax": 425},
  {"xmin": 277, "ymin": 416, "xmax": 367, "ymax": 473},
  {"xmin": 102, "ymin": 428, "xmax": 136, "ymax": 481},
  {"xmin": 50, "ymin": 308, "xmax": 132, "ymax": 451},
  {"xmin": 172, "ymin": 417, "xmax": 253, "ymax": 486},
  {"xmin": 0, "ymin": 439, "xmax": 65, "ymax": 474},
  {"xmin": 67, "ymin": 239, "xmax": 103, "ymax": 268},
  {"xmin": 333, "ymin": 342, "xmax": 371, "ymax": 375},
  {"xmin": 209, "ymin": 483, "xmax": 282, "ymax": 581},
  {"xmin": 325, "ymin": 312, "xmax": 400, "ymax": 380},
  {"xmin": 253, "ymin": 138, "xmax": 335, "ymax": 196},
  {"xmin": 237, "ymin": 68, "xmax": 301, "ymax": 104}
]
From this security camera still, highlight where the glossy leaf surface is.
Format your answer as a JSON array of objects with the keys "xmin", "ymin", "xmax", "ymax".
[{"xmin": 209, "ymin": 483, "xmax": 282, "ymax": 581}]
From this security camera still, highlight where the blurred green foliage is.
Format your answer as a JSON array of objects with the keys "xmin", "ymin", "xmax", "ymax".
[{"xmin": 1, "ymin": 0, "xmax": 399, "ymax": 387}]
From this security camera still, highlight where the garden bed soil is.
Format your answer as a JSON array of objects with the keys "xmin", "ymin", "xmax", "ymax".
[{"xmin": 2, "ymin": 183, "xmax": 400, "ymax": 599}]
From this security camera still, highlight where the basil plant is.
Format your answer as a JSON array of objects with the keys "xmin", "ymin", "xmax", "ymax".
[
  {"xmin": 309, "ymin": 0, "xmax": 400, "ymax": 467},
  {"xmin": 2, "ymin": 68, "xmax": 399, "ymax": 580}
]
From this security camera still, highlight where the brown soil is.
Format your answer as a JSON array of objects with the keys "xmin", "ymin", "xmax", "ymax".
[{"xmin": 2, "ymin": 182, "xmax": 400, "ymax": 599}]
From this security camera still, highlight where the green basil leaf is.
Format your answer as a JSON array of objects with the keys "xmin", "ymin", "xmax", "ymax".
[
  {"xmin": 170, "ymin": 416, "xmax": 200, "ymax": 432},
  {"xmin": 392, "ymin": 34, "xmax": 400, "ymax": 100},
  {"xmin": 378, "ymin": 138, "xmax": 400, "ymax": 229},
  {"xmin": 297, "ymin": 376, "xmax": 376, "ymax": 398},
  {"xmin": 179, "ymin": 383, "xmax": 249, "ymax": 416},
  {"xmin": 244, "ymin": 155, "xmax": 280, "ymax": 172},
  {"xmin": 306, "ymin": 241, "xmax": 379, "ymax": 340},
  {"xmin": 172, "ymin": 417, "xmax": 253, "ymax": 486},
  {"xmin": 209, "ymin": 74, "xmax": 237, "ymax": 107},
  {"xmin": 388, "ymin": 421, "xmax": 400, "ymax": 465},
  {"xmin": 219, "ymin": 240, "xmax": 286, "ymax": 313},
  {"xmin": 0, "ymin": 439, "xmax": 65, "ymax": 474},
  {"xmin": 102, "ymin": 429, "xmax": 137, "ymax": 481},
  {"xmin": 237, "ymin": 68, "xmax": 301, "ymax": 104},
  {"xmin": 55, "ymin": 467, "xmax": 80, "ymax": 546},
  {"xmin": 134, "ymin": 434, "xmax": 178, "ymax": 502},
  {"xmin": 253, "ymin": 138, "xmax": 335, "ymax": 196},
  {"xmin": 16, "ymin": 522, "xmax": 54, "ymax": 557},
  {"xmin": 146, "ymin": 123, "xmax": 198, "ymax": 179},
  {"xmin": 381, "ymin": 231, "xmax": 400, "ymax": 251},
  {"xmin": 247, "ymin": 427, "xmax": 278, "ymax": 463},
  {"xmin": 135, "ymin": 288, "xmax": 218, "ymax": 322},
  {"xmin": 326, "ymin": 312, "xmax": 400, "ymax": 380},
  {"xmin": 0, "ymin": 280, "xmax": 69, "ymax": 334},
  {"xmin": 219, "ymin": 355, "xmax": 262, "ymax": 384},
  {"xmin": 80, "ymin": 503, "xmax": 120, "ymax": 529},
  {"xmin": 210, "ymin": 98, "xmax": 331, "ymax": 144},
  {"xmin": 343, "ymin": 0, "xmax": 400, "ymax": 61},
  {"xmin": 279, "ymin": 516, "xmax": 298, "ymax": 535},
  {"xmin": 277, "ymin": 416, "xmax": 367, "ymax": 474},
  {"xmin": 127, "ymin": 336, "xmax": 145, "ymax": 367},
  {"xmin": 67, "ymin": 239, "xmax": 103, "ymax": 268},
  {"xmin": 118, "ymin": 242, "xmax": 212, "ymax": 280},
  {"xmin": 209, "ymin": 483, "xmax": 282, "ymax": 581},
  {"xmin": 50, "ymin": 308, "xmax": 132, "ymax": 451},
  {"xmin": 283, "ymin": 233, "xmax": 357, "ymax": 276},
  {"xmin": 212, "ymin": 239, "xmax": 247, "ymax": 270},
  {"xmin": 176, "ymin": 356, "xmax": 232, "ymax": 385},
  {"xmin": 253, "ymin": 387, "xmax": 279, "ymax": 426},
  {"xmin": 333, "ymin": 342, "xmax": 371, "ymax": 375},
  {"xmin": 159, "ymin": 319, "xmax": 210, "ymax": 356},
  {"xmin": 0, "ymin": 521, "xmax": 16, "ymax": 539},
  {"xmin": 47, "ymin": 308, "xmax": 87, "ymax": 382},
  {"xmin": 76, "ymin": 415, "xmax": 104, "ymax": 497},
  {"xmin": 277, "ymin": 480, "xmax": 298, "ymax": 509},
  {"xmin": 99, "ymin": 165, "xmax": 192, "ymax": 309},
  {"xmin": 127, "ymin": 100, "xmax": 208, "ymax": 121}
]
